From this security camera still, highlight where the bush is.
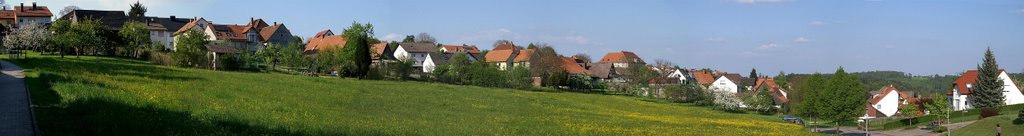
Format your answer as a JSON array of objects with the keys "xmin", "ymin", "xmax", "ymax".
[
  {"xmin": 980, "ymin": 107, "xmax": 999, "ymax": 119},
  {"xmin": 148, "ymin": 51, "xmax": 173, "ymax": 66},
  {"xmin": 931, "ymin": 126, "xmax": 947, "ymax": 133},
  {"xmin": 711, "ymin": 90, "xmax": 743, "ymax": 111}
]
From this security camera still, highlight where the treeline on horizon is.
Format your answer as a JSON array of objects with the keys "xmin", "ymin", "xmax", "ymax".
[{"xmin": 785, "ymin": 70, "xmax": 1024, "ymax": 96}]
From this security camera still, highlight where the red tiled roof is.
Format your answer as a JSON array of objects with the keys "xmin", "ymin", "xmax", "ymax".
[
  {"xmin": 313, "ymin": 29, "xmax": 333, "ymax": 38},
  {"xmin": 174, "ymin": 18, "xmax": 206, "ymax": 35},
  {"xmin": 599, "ymin": 51, "xmax": 645, "ymax": 64},
  {"xmin": 870, "ymin": 85, "xmax": 901, "ymax": 105},
  {"xmin": 13, "ymin": 6, "xmax": 52, "ymax": 17},
  {"xmin": 0, "ymin": 10, "xmax": 15, "ymax": 19},
  {"xmin": 512, "ymin": 49, "xmax": 534, "ymax": 62},
  {"xmin": 485, "ymin": 49, "xmax": 515, "ymax": 62},
  {"xmin": 304, "ymin": 35, "xmax": 347, "ymax": 54},
  {"xmin": 259, "ymin": 24, "xmax": 284, "ymax": 42},
  {"xmin": 371, "ymin": 42, "xmax": 388, "ymax": 60},
  {"xmin": 694, "ymin": 71, "xmax": 716, "ymax": 85},
  {"xmin": 751, "ymin": 78, "xmax": 788, "ymax": 104},
  {"xmin": 441, "ymin": 45, "xmax": 481, "ymax": 53},
  {"xmin": 947, "ymin": 70, "xmax": 1008, "ymax": 95},
  {"xmin": 562, "ymin": 58, "xmax": 589, "ymax": 75}
]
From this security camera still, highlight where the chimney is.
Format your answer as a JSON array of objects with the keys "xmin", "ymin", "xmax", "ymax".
[
  {"xmin": 32, "ymin": 2, "xmax": 36, "ymax": 10},
  {"xmin": 170, "ymin": 16, "xmax": 176, "ymax": 21},
  {"xmin": 273, "ymin": 22, "xmax": 277, "ymax": 26},
  {"xmin": 250, "ymin": 17, "xmax": 254, "ymax": 23},
  {"xmin": 20, "ymin": 3, "xmax": 23, "ymax": 12}
]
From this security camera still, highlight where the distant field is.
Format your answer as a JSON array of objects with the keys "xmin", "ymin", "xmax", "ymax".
[{"xmin": 3, "ymin": 53, "xmax": 814, "ymax": 135}]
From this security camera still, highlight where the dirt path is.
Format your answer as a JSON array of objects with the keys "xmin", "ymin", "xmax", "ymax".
[{"xmin": 0, "ymin": 60, "xmax": 36, "ymax": 136}]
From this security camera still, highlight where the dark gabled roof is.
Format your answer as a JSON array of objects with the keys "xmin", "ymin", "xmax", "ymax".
[
  {"xmin": 589, "ymin": 63, "xmax": 614, "ymax": 79},
  {"xmin": 149, "ymin": 17, "xmax": 193, "ymax": 32},
  {"xmin": 398, "ymin": 42, "xmax": 437, "ymax": 53},
  {"xmin": 428, "ymin": 53, "xmax": 455, "ymax": 65},
  {"xmin": 64, "ymin": 10, "xmax": 128, "ymax": 30}
]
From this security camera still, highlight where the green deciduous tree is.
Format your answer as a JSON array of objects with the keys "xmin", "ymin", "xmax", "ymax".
[
  {"xmin": 926, "ymin": 93, "xmax": 951, "ymax": 126},
  {"xmin": 746, "ymin": 86, "xmax": 777, "ymax": 113},
  {"xmin": 173, "ymin": 30, "xmax": 210, "ymax": 68},
  {"xmin": 898, "ymin": 103, "xmax": 920, "ymax": 125},
  {"xmin": 775, "ymin": 71, "xmax": 788, "ymax": 88},
  {"xmin": 256, "ymin": 43, "xmax": 283, "ymax": 71},
  {"xmin": 970, "ymin": 47, "xmax": 1005, "ymax": 109},
  {"xmin": 796, "ymin": 73, "xmax": 826, "ymax": 132},
  {"xmin": 820, "ymin": 67, "xmax": 867, "ymax": 134},
  {"xmin": 341, "ymin": 22, "xmax": 373, "ymax": 79},
  {"xmin": 119, "ymin": 20, "xmax": 150, "ymax": 58}
]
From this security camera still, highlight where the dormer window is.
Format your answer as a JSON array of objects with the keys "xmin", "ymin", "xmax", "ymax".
[{"xmin": 966, "ymin": 83, "xmax": 972, "ymax": 88}]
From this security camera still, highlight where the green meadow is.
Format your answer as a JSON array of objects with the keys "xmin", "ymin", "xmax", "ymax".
[{"xmin": 3, "ymin": 53, "xmax": 813, "ymax": 135}]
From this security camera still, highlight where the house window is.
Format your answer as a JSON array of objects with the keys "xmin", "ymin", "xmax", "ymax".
[{"xmin": 719, "ymin": 82, "xmax": 725, "ymax": 86}]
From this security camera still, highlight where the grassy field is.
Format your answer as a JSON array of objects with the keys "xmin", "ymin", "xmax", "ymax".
[
  {"xmin": 2, "ymin": 52, "xmax": 814, "ymax": 135},
  {"xmin": 952, "ymin": 114, "xmax": 1023, "ymax": 135},
  {"xmin": 865, "ymin": 104, "xmax": 1024, "ymax": 131}
]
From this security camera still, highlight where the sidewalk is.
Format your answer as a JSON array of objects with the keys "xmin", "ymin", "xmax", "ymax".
[{"xmin": 0, "ymin": 60, "xmax": 36, "ymax": 136}]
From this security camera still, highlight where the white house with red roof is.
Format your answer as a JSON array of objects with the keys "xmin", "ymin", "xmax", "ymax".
[
  {"xmin": 862, "ymin": 85, "xmax": 912, "ymax": 119},
  {"xmin": 751, "ymin": 78, "xmax": 789, "ymax": 106},
  {"xmin": 948, "ymin": 70, "xmax": 1024, "ymax": 111}
]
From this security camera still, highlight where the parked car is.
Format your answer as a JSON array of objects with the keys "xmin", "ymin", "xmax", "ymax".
[{"xmin": 782, "ymin": 116, "xmax": 804, "ymax": 125}]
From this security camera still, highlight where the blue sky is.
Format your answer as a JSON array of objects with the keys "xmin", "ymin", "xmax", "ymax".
[{"xmin": 18, "ymin": 0, "xmax": 1024, "ymax": 75}]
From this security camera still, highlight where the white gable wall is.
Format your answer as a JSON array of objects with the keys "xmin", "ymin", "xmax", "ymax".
[
  {"xmin": 999, "ymin": 72, "xmax": 1024, "ymax": 105},
  {"xmin": 874, "ymin": 91, "xmax": 901, "ymax": 117},
  {"xmin": 709, "ymin": 77, "xmax": 738, "ymax": 94},
  {"xmin": 423, "ymin": 54, "xmax": 436, "ymax": 73}
]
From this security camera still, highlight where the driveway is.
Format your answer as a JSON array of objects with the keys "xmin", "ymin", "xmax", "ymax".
[{"xmin": 0, "ymin": 60, "xmax": 36, "ymax": 136}]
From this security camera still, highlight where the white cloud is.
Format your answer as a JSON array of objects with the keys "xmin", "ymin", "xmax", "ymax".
[
  {"xmin": 539, "ymin": 35, "xmax": 591, "ymax": 45},
  {"xmin": 1013, "ymin": 9, "xmax": 1024, "ymax": 14},
  {"xmin": 707, "ymin": 37, "xmax": 726, "ymax": 42},
  {"xmin": 809, "ymin": 21, "xmax": 828, "ymax": 26},
  {"xmin": 758, "ymin": 43, "xmax": 779, "ymax": 50},
  {"xmin": 736, "ymin": 0, "xmax": 790, "ymax": 4},
  {"xmin": 794, "ymin": 37, "xmax": 810, "ymax": 43},
  {"xmin": 380, "ymin": 33, "xmax": 403, "ymax": 41}
]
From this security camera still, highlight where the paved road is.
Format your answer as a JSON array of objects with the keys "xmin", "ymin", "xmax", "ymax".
[
  {"xmin": 823, "ymin": 121, "xmax": 977, "ymax": 136},
  {"xmin": 0, "ymin": 60, "xmax": 36, "ymax": 136}
]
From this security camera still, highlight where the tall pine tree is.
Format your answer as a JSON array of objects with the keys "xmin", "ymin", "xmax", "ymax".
[
  {"xmin": 969, "ymin": 47, "xmax": 1005, "ymax": 109},
  {"xmin": 128, "ymin": 1, "xmax": 146, "ymax": 17},
  {"xmin": 749, "ymin": 68, "xmax": 758, "ymax": 79}
]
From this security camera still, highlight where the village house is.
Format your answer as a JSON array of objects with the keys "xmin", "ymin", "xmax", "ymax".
[
  {"xmin": 303, "ymin": 29, "xmax": 391, "ymax": 63},
  {"xmin": 751, "ymin": 78, "xmax": 789, "ymax": 107},
  {"xmin": 0, "ymin": 2, "xmax": 51, "ymax": 29},
  {"xmin": 422, "ymin": 45, "xmax": 484, "ymax": 73},
  {"xmin": 588, "ymin": 63, "xmax": 618, "ymax": 82},
  {"xmin": 861, "ymin": 85, "xmax": 913, "ymax": 119},
  {"xmin": 422, "ymin": 52, "xmax": 484, "ymax": 73},
  {"xmin": 439, "ymin": 45, "xmax": 480, "ymax": 53},
  {"xmin": 709, "ymin": 74, "xmax": 743, "ymax": 93},
  {"xmin": 174, "ymin": 17, "xmax": 295, "ymax": 52},
  {"xmin": 692, "ymin": 70, "xmax": 716, "ymax": 85},
  {"xmin": 61, "ymin": 10, "xmax": 193, "ymax": 50},
  {"xmin": 0, "ymin": 2, "xmax": 52, "ymax": 45},
  {"xmin": 483, "ymin": 43, "xmax": 529, "ymax": 70},
  {"xmin": 393, "ymin": 42, "xmax": 437, "ymax": 69},
  {"xmin": 666, "ymin": 69, "xmax": 688, "ymax": 83},
  {"xmin": 562, "ymin": 57, "xmax": 590, "ymax": 76},
  {"xmin": 598, "ymin": 51, "xmax": 645, "ymax": 69},
  {"xmin": 948, "ymin": 70, "xmax": 1024, "ymax": 111}
]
